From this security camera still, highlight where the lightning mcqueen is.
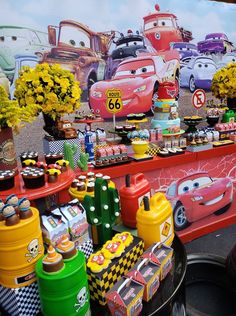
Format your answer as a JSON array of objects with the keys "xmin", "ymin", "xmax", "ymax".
[
  {"xmin": 165, "ymin": 172, "xmax": 233, "ymax": 231},
  {"xmin": 89, "ymin": 53, "xmax": 179, "ymax": 119}
]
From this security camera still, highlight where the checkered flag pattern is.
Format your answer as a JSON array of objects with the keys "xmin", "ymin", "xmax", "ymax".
[
  {"xmin": 87, "ymin": 237, "xmax": 144, "ymax": 305},
  {"xmin": 43, "ymin": 138, "xmax": 81, "ymax": 166},
  {"xmin": 75, "ymin": 239, "xmax": 94, "ymax": 259},
  {"xmin": 0, "ymin": 282, "xmax": 41, "ymax": 316}
]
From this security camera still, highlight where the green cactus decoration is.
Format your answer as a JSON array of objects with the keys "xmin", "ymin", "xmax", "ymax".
[
  {"xmin": 77, "ymin": 152, "xmax": 89, "ymax": 171},
  {"xmin": 63, "ymin": 142, "xmax": 77, "ymax": 169},
  {"xmin": 83, "ymin": 178, "xmax": 120, "ymax": 246}
]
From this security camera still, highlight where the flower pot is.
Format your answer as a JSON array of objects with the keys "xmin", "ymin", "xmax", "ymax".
[
  {"xmin": 206, "ymin": 116, "xmax": 219, "ymax": 127},
  {"xmin": 42, "ymin": 113, "xmax": 57, "ymax": 137},
  {"xmin": 227, "ymin": 98, "xmax": 236, "ymax": 112},
  {"xmin": 0, "ymin": 127, "xmax": 17, "ymax": 171}
]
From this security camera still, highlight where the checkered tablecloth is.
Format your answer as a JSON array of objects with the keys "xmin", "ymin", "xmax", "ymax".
[{"xmin": 0, "ymin": 282, "xmax": 41, "ymax": 316}]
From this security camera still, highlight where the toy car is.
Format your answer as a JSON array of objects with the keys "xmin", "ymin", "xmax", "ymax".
[
  {"xmin": 216, "ymin": 52, "xmax": 236, "ymax": 69},
  {"xmin": 105, "ymin": 30, "xmax": 156, "ymax": 79},
  {"xmin": 197, "ymin": 33, "xmax": 234, "ymax": 54},
  {"xmin": 180, "ymin": 56, "xmax": 217, "ymax": 92},
  {"xmin": 22, "ymin": 159, "xmax": 37, "ymax": 167},
  {"xmin": 165, "ymin": 172, "xmax": 233, "ymax": 231},
  {"xmin": 53, "ymin": 120, "xmax": 77, "ymax": 139},
  {"xmin": 170, "ymin": 42, "xmax": 199, "ymax": 60},
  {"xmin": 90, "ymin": 53, "xmax": 179, "ymax": 119}
]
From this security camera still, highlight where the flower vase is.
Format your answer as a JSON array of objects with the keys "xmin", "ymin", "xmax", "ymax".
[
  {"xmin": 227, "ymin": 98, "xmax": 236, "ymax": 112},
  {"xmin": 42, "ymin": 113, "xmax": 57, "ymax": 137},
  {"xmin": 0, "ymin": 127, "xmax": 17, "ymax": 171}
]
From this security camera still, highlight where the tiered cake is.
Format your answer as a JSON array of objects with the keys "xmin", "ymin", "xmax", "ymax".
[{"xmin": 151, "ymin": 99, "xmax": 180, "ymax": 134}]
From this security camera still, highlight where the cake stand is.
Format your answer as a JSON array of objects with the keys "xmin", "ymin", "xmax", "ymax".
[{"xmin": 182, "ymin": 119, "xmax": 204, "ymax": 133}]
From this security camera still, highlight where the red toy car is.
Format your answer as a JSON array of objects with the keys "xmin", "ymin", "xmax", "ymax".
[
  {"xmin": 89, "ymin": 53, "xmax": 179, "ymax": 119},
  {"xmin": 165, "ymin": 172, "xmax": 233, "ymax": 231}
]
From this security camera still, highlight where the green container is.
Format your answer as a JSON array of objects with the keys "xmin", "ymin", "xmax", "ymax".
[
  {"xmin": 222, "ymin": 110, "xmax": 235, "ymax": 123},
  {"xmin": 36, "ymin": 251, "xmax": 90, "ymax": 316}
]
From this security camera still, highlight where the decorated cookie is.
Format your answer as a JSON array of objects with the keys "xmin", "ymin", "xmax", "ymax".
[
  {"xmin": 102, "ymin": 239, "xmax": 125, "ymax": 260},
  {"xmin": 112, "ymin": 232, "xmax": 134, "ymax": 248},
  {"xmin": 87, "ymin": 251, "xmax": 111, "ymax": 273}
]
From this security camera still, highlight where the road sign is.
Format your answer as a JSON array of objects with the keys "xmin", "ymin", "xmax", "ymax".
[
  {"xmin": 192, "ymin": 89, "xmax": 206, "ymax": 109},
  {"xmin": 106, "ymin": 89, "xmax": 123, "ymax": 114}
]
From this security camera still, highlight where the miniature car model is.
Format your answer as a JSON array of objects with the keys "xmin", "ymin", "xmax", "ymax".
[
  {"xmin": 90, "ymin": 53, "xmax": 179, "ymax": 119},
  {"xmin": 105, "ymin": 30, "xmax": 156, "ymax": 79},
  {"xmin": 143, "ymin": 4, "xmax": 193, "ymax": 52},
  {"xmin": 180, "ymin": 56, "xmax": 217, "ymax": 92},
  {"xmin": 216, "ymin": 52, "xmax": 236, "ymax": 69},
  {"xmin": 0, "ymin": 25, "xmax": 50, "ymax": 81},
  {"xmin": 54, "ymin": 120, "xmax": 77, "ymax": 139},
  {"xmin": 41, "ymin": 20, "xmax": 115, "ymax": 95},
  {"xmin": 10, "ymin": 54, "xmax": 39, "ymax": 99},
  {"xmin": 170, "ymin": 42, "xmax": 199, "ymax": 60},
  {"xmin": 22, "ymin": 159, "xmax": 37, "ymax": 167},
  {"xmin": 165, "ymin": 172, "xmax": 233, "ymax": 231},
  {"xmin": 197, "ymin": 33, "xmax": 234, "ymax": 54}
]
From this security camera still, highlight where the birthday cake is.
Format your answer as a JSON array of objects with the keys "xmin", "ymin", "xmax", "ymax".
[{"xmin": 151, "ymin": 99, "xmax": 180, "ymax": 134}]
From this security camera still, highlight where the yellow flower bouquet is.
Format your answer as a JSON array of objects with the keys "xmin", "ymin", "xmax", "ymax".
[
  {"xmin": 0, "ymin": 85, "xmax": 40, "ymax": 132},
  {"xmin": 211, "ymin": 62, "xmax": 236, "ymax": 99},
  {"xmin": 14, "ymin": 63, "xmax": 81, "ymax": 120}
]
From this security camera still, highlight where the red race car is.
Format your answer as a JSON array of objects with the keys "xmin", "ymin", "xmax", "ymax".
[
  {"xmin": 89, "ymin": 53, "xmax": 179, "ymax": 119},
  {"xmin": 165, "ymin": 172, "xmax": 233, "ymax": 231}
]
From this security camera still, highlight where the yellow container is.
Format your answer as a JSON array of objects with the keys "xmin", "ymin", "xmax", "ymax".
[
  {"xmin": 0, "ymin": 207, "xmax": 44, "ymax": 288},
  {"xmin": 136, "ymin": 193, "xmax": 174, "ymax": 249}
]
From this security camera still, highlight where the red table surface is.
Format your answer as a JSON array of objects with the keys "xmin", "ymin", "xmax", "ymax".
[{"xmin": 0, "ymin": 168, "xmax": 75, "ymax": 200}]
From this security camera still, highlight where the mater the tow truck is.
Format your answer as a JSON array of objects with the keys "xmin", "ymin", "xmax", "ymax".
[
  {"xmin": 143, "ymin": 4, "xmax": 193, "ymax": 52},
  {"xmin": 41, "ymin": 20, "xmax": 115, "ymax": 95}
]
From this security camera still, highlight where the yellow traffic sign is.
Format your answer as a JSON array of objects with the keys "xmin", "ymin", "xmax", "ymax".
[
  {"xmin": 106, "ymin": 89, "xmax": 123, "ymax": 114},
  {"xmin": 162, "ymin": 221, "xmax": 171, "ymax": 237}
]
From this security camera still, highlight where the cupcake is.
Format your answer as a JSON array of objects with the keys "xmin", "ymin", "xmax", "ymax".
[
  {"xmin": 127, "ymin": 113, "xmax": 136, "ymax": 121},
  {"xmin": 87, "ymin": 182, "xmax": 95, "ymax": 192},
  {"xmin": 95, "ymin": 173, "xmax": 103, "ymax": 179},
  {"xmin": 18, "ymin": 197, "xmax": 33, "ymax": 219},
  {"xmin": 20, "ymin": 151, "xmax": 38, "ymax": 164},
  {"xmin": 115, "ymin": 125, "xmax": 123, "ymax": 132},
  {"xmin": 135, "ymin": 113, "xmax": 146, "ymax": 121},
  {"xmin": 87, "ymin": 172, "xmax": 95, "ymax": 179},
  {"xmin": 71, "ymin": 179, "xmax": 79, "ymax": 188},
  {"xmin": 95, "ymin": 160, "xmax": 103, "ymax": 166},
  {"xmin": 43, "ymin": 245, "xmax": 64, "ymax": 273},
  {"xmin": 76, "ymin": 182, "xmax": 86, "ymax": 191},
  {"xmin": 78, "ymin": 175, "xmax": 87, "ymax": 182},
  {"xmin": 44, "ymin": 152, "xmax": 63, "ymax": 165},
  {"xmin": 56, "ymin": 160, "xmax": 69, "ymax": 172},
  {"xmin": 2, "ymin": 204, "xmax": 20, "ymax": 226},
  {"xmin": 0, "ymin": 170, "xmax": 15, "ymax": 191},
  {"xmin": 56, "ymin": 235, "xmax": 77, "ymax": 260},
  {"xmin": 123, "ymin": 125, "xmax": 134, "ymax": 132},
  {"xmin": 21, "ymin": 167, "xmax": 45, "ymax": 189}
]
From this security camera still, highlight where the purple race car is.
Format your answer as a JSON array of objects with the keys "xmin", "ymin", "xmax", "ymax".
[
  {"xmin": 170, "ymin": 42, "xmax": 199, "ymax": 60},
  {"xmin": 197, "ymin": 33, "xmax": 234, "ymax": 54},
  {"xmin": 180, "ymin": 56, "xmax": 217, "ymax": 92}
]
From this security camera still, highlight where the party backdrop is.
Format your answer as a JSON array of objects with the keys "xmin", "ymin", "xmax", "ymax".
[{"xmin": 1, "ymin": 0, "xmax": 236, "ymax": 116}]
